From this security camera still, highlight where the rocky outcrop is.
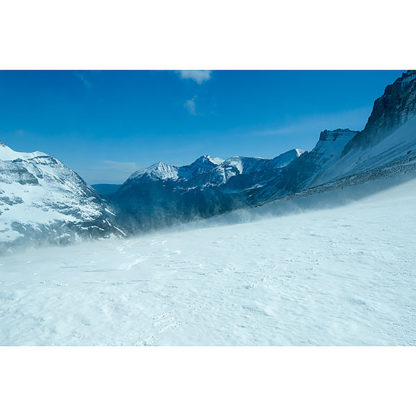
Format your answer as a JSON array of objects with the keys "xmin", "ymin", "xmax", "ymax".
[{"xmin": 343, "ymin": 70, "xmax": 416, "ymax": 154}]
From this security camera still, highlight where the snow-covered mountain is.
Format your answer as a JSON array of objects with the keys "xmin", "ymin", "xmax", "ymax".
[
  {"xmin": 344, "ymin": 70, "xmax": 416, "ymax": 154},
  {"xmin": 2, "ymin": 70, "xmax": 416, "ymax": 243},
  {"xmin": 111, "ymin": 70, "xmax": 416, "ymax": 227},
  {"xmin": 192, "ymin": 149, "xmax": 304, "ymax": 188},
  {"xmin": 248, "ymin": 129, "xmax": 359, "ymax": 204},
  {"xmin": 0, "ymin": 143, "xmax": 124, "ymax": 249},
  {"xmin": 318, "ymin": 70, "xmax": 416, "ymax": 184},
  {"xmin": 251, "ymin": 70, "xmax": 416, "ymax": 205},
  {"xmin": 2, "ymin": 71, "xmax": 416, "ymax": 346},
  {"xmin": 111, "ymin": 148, "xmax": 304, "ymax": 230}
]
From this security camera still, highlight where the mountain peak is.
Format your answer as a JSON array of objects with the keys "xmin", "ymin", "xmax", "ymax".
[
  {"xmin": 153, "ymin": 161, "xmax": 170, "ymax": 168},
  {"xmin": 388, "ymin": 70, "xmax": 416, "ymax": 90},
  {"xmin": 1, "ymin": 143, "xmax": 121, "ymax": 248},
  {"xmin": 176, "ymin": 155, "xmax": 224, "ymax": 179},
  {"xmin": 0, "ymin": 141, "xmax": 47, "ymax": 161},
  {"xmin": 129, "ymin": 161, "xmax": 178, "ymax": 181},
  {"xmin": 270, "ymin": 148, "xmax": 305, "ymax": 169},
  {"xmin": 191, "ymin": 155, "xmax": 224, "ymax": 165},
  {"xmin": 343, "ymin": 70, "xmax": 416, "ymax": 155}
]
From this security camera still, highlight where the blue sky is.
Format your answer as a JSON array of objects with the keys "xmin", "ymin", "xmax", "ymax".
[{"xmin": 0, "ymin": 70, "xmax": 404, "ymax": 184}]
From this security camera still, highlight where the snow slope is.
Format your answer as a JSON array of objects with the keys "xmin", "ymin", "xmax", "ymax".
[
  {"xmin": 0, "ymin": 143, "xmax": 46, "ymax": 160},
  {"xmin": 1, "ymin": 175, "xmax": 415, "ymax": 345},
  {"xmin": 318, "ymin": 114, "xmax": 416, "ymax": 184},
  {"xmin": 315, "ymin": 70, "xmax": 416, "ymax": 185}
]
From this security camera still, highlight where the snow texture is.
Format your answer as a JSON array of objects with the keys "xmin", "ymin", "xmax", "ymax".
[
  {"xmin": 1, "ymin": 175, "xmax": 415, "ymax": 345},
  {"xmin": 1, "ymin": 71, "xmax": 416, "ymax": 345},
  {"xmin": 0, "ymin": 143, "xmax": 121, "ymax": 247}
]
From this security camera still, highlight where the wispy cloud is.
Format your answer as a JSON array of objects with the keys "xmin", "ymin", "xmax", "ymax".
[
  {"xmin": 184, "ymin": 96, "xmax": 197, "ymax": 115},
  {"xmin": 178, "ymin": 70, "xmax": 212, "ymax": 84},
  {"xmin": 74, "ymin": 71, "xmax": 92, "ymax": 89},
  {"xmin": 251, "ymin": 107, "xmax": 372, "ymax": 138}
]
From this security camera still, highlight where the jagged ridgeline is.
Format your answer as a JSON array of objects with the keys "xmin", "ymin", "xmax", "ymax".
[
  {"xmin": 109, "ymin": 70, "xmax": 416, "ymax": 227},
  {"xmin": 1, "ymin": 70, "xmax": 416, "ymax": 248},
  {"xmin": 109, "ymin": 150, "xmax": 304, "ymax": 232}
]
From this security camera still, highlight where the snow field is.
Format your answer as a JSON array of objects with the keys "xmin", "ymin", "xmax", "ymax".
[{"xmin": 0, "ymin": 178, "xmax": 415, "ymax": 345}]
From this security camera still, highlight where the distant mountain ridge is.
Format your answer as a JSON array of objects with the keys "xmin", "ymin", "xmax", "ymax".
[
  {"xmin": 111, "ymin": 70, "xmax": 416, "ymax": 229},
  {"xmin": 110, "ymin": 148, "xmax": 304, "ymax": 231},
  {"xmin": 128, "ymin": 155, "xmax": 224, "ymax": 183}
]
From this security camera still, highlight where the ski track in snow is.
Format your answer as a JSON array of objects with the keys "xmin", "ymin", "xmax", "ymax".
[{"xmin": 1, "ymin": 179, "xmax": 416, "ymax": 345}]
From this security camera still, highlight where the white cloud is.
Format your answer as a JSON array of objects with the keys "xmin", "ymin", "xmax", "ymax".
[
  {"xmin": 178, "ymin": 70, "xmax": 212, "ymax": 84},
  {"xmin": 184, "ymin": 96, "xmax": 197, "ymax": 115}
]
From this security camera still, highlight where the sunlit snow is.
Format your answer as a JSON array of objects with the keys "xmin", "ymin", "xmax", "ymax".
[{"xmin": 1, "ymin": 177, "xmax": 415, "ymax": 345}]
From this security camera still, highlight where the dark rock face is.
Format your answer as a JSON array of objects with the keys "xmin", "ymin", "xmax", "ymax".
[
  {"xmin": 252, "ymin": 72, "xmax": 416, "ymax": 206},
  {"xmin": 343, "ymin": 70, "xmax": 416, "ymax": 154}
]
